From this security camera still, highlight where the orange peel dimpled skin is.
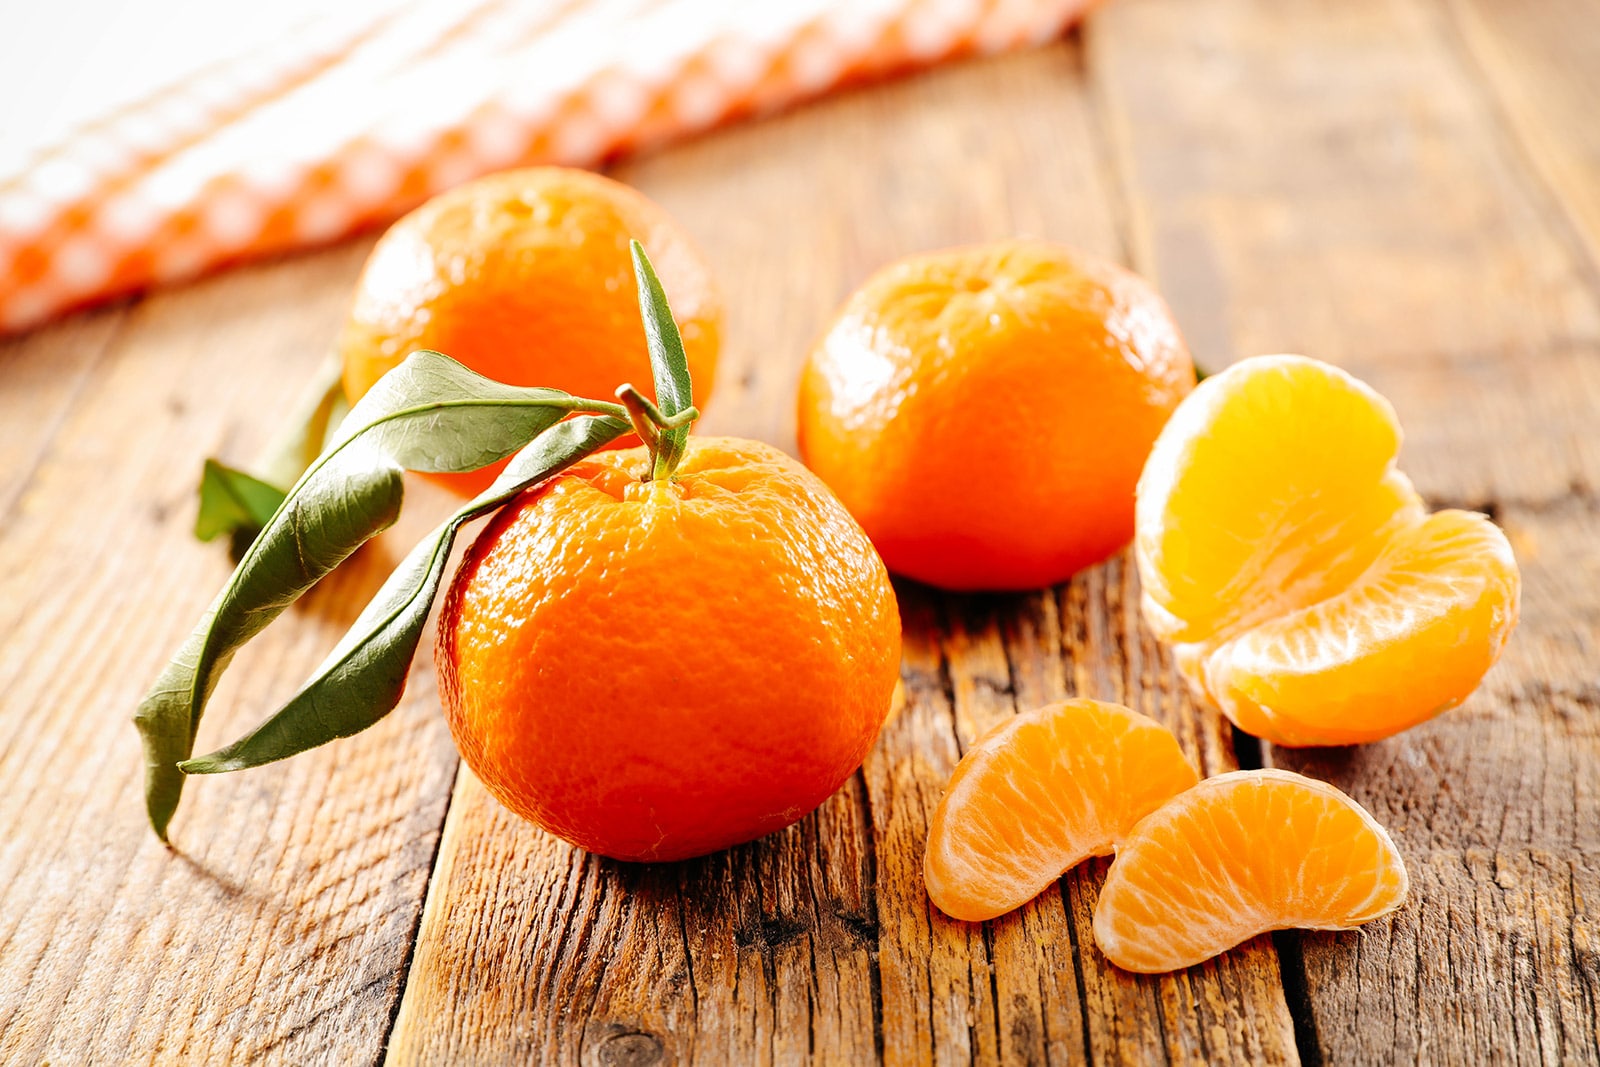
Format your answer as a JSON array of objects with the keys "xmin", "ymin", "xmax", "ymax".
[
  {"xmin": 797, "ymin": 239, "xmax": 1195, "ymax": 592},
  {"xmin": 339, "ymin": 166, "xmax": 722, "ymax": 495},
  {"xmin": 436, "ymin": 437, "xmax": 903, "ymax": 863}
]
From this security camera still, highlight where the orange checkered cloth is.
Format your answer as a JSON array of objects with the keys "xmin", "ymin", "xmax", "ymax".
[{"xmin": 0, "ymin": 0, "xmax": 1092, "ymax": 335}]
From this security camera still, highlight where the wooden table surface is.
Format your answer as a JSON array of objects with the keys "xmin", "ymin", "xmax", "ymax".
[{"xmin": 3, "ymin": 0, "xmax": 1598, "ymax": 1063}]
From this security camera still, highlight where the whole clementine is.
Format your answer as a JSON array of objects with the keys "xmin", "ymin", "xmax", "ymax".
[
  {"xmin": 339, "ymin": 166, "xmax": 721, "ymax": 494},
  {"xmin": 796, "ymin": 239, "xmax": 1194, "ymax": 591},
  {"xmin": 436, "ymin": 436, "xmax": 902, "ymax": 862}
]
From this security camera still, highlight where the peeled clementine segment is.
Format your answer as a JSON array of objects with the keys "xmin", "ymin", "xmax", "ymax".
[
  {"xmin": 1092, "ymin": 769, "xmax": 1408, "ymax": 973},
  {"xmin": 1184, "ymin": 510, "xmax": 1520, "ymax": 746},
  {"xmin": 1136, "ymin": 354, "xmax": 1520, "ymax": 745},
  {"xmin": 1136, "ymin": 357, "xmax": 1414, "ymax": 643},
  {"xmin": 924, "ymin": 699, "xmax": 1200, "ymax": 922}
]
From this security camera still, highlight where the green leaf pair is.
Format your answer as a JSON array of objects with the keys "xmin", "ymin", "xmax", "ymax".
[
  {"xmin": 137, "ymin": 241, "xmax": 695, "ymax": 841},
  {"xmin": 177, "ymin": 414, "xmax": 627, "ymax": 778}
]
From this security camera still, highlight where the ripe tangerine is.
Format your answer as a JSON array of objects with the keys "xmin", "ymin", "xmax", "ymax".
[
  {"xmin": 797, "ymin": 239, "xmax": 1194, "ymax": 591},
  {"xmin": 339, "ymin": 166, "xmax": 722, "ymax": 494},
  {"xmin": 436, "ymin": 436, "xmax": 902, "ymax": 862}
]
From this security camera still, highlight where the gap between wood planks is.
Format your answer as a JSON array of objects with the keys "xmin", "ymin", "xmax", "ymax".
[{"xmin": 381, "ymin": 762, "xmax": 463, "ymax": 1058}]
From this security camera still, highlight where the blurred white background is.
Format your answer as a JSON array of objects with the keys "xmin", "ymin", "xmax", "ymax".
[{"xmin": 0, "ymin": 0, "xmax": 405, "ymax": 174}]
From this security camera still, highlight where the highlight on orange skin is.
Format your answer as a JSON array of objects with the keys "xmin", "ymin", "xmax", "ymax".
[
  {"xmin": 339, "ymin": 166, "xmax": 721, "ymax": 495},
  {"xmin": 924, "ymin": 699, "xmax": 1199, "ymax": 922},
  {"xmin": 1135, "ymin": 354, "xmax": 1520, "ymax": 746},
  {"xmin": 798, "ymin": 239, "xmax": 1194, "ymax": 592},
  {"xmin": 436, "ymin": 436, "xmax": 901, "ymax": 863},
  {"xmin": 1092, "ymin": 769, "xmax": 1409, "ymax": 973}
]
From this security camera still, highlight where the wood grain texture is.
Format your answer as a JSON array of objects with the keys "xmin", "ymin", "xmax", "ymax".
[
  {"xmin": 1090, "ymin": 0, "xmax": 1600, "ymax": 1061},
  {"xmin": 0, "ymin": 248, "xmax": 467, "ymax": 1064},
  {"xmin": 0, "ymin": 306, "xmax": 127, "ymax": 524},
  {"xmin": 891, "ymin": 572, "xmax": 1297, "ymax": 1066},
  {"xmin": 2, "ymin": 2, "xmax": 1596, "ymax": 1064},
  {"xmin": 1267, "ymin": 497, "xmax": 1600, "ymax": 1064},
  {"xmin": 1091, "ymin": 0, "xmax": 1600, "ymax": 508},
  {"xmin": 1446, "ymin": 0, "xmax": 1600, "ymax": 275},
  {"xmin": 385, "ymin": 44, "xmax": 1298, "ymax": 1065}
]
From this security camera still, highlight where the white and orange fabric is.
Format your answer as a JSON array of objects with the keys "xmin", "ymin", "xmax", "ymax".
[{"xmin": 0, "ymin": 0, "xmax": 1093, "ymax": 334}]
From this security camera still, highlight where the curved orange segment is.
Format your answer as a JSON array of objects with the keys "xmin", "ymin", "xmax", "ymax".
[
  {"xmin": 925, "ymin": 699, "xmax": 1199, "ymax": 922},
  {"xmin": 1196, "ymin": 510, "xmax": 1521, "ymax": 746},
  {"xmin": 1136, "ymin": 355, "xmax": 1412, "ymax": 644},
  {"xmin": 1092, "ymin": 769, "xmax": 1409, "ymax": 973},
  {"xmin": 1136, "ymin": 354, "xmax": 1520, "ymax": 745}
]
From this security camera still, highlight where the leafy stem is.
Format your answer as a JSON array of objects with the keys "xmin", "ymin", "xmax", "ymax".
[
  {"xmin": 174, "ymin": 413, "xmax": 629, "ymax": 777},
  {"xmin": 629, "ymin": 239, "xmax": 695, "ymax": 480},
  {"xmin": 614, "ymin": 384, "xmax": 699, "ymax": 480},
  {"xmin": 136, "ymin": 242, "xmax": 700, "ymax": 841}
]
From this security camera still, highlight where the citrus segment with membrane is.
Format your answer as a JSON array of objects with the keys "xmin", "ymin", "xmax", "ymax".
[
  {"xmin": 1136, "ymin": 356, "xmax": 1415, "ymax": 642},
  {"xmin": 1092, "ymin": 769, "xmax": 1409, "ymax": 973},
  {"xmin": 924, "ymin": 699, "xmax": 1199, "ymax": 921},
  {"xmin": 1186, "ymin": 509, "xmax": 1520, "ymax": 746},
  {"xmin": 1136, "ymin": 354, "xmax": 1520, "ymax": 745}
]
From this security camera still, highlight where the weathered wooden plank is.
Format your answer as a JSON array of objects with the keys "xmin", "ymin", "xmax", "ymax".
[
  {"xmin": 1446, "ymin": 0, "xmax": 1600, "ymax": 274},
  {"xmin": 0, "ymin": 305, "xmax": 128, "ymax": 522},
  {"xmin": 903, "ymin": 562, "xmax": 1298, "ymax": 1065},
  {"xmin": 0, "ymin": 245, "xmax": 465, "ymax": 1065},
  {"xmin": 386, "ymin": 42, "xmax": 1297, "ymax": 1064},
  {"xmin": 1266, "ymin": 494, "xmax": 1600, "ymax": 1063},
  {"xmin": 1090, "ymin": 0, "xmax": 1600, "ymax": 1062},
  {"xmin": 1090, "ymin": 0, "xmax": 1600, "ymax": 507}
]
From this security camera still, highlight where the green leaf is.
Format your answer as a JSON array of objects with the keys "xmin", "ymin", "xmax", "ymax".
[
  {"xmin": 195, "ymin": 460, "xmax": 287, "ymax": 543},
  {"xmin": 196, "ymin": 358, "xmax": 349, "ymax": 550},
  {"xmin": 629, "ymin": 240, "xmax": 694, "ymax": 479},
  {"xmin": 138, "ymin": 459, "xmax": 405, "ymax": 840},
  {"xmin": 180, "ymin": 414, "xmax": 628, "ymax": 774},
  {"xmin": 257, "ymin": 356, "xmax": 352, "ymax": 490},
  {"xmin": 137, "ymin": 351, "xmax": 616, "ymax": 840},
  {"xmin": 323, "ymin": 351, "xmax": 577, "ymax": 470}
]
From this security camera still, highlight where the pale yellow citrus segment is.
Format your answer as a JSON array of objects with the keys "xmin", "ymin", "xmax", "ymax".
[
  {"xmin": 924, "ymin": 699, "xmax": 1200, "ymax": 922},
  {"xmin": 1136, "ymin": 355, "xmax": 1409, "ymax": 644},
  {"xmin": 1169, "ymin": 640, "xmax": 1282, "ymax": 741},
  {"xmin": 1136, "ymin": 353, "xmax": 1520, "ymax": 745},
  {"xmin": 1092, "ymin": 769, "xmax": 1409, "ymax": 973},
  {"xmin": 1196, "ymin": 509, "xmax": 1521, "ymax": 747}
]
